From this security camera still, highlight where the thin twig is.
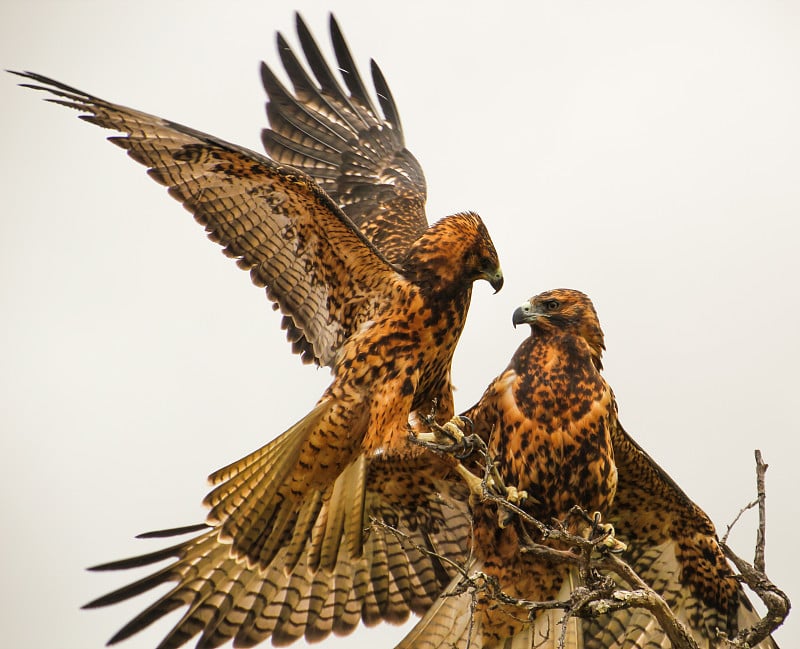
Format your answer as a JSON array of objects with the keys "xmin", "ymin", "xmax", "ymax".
[
  {"xmin": 721, "ymin": 498, "xmax": 758, "ymax": 545},
  {"xmin": 407, "ymin": 419, "xmax": 789, "ymax": 646},
  {"xmin": 754, "ymin": 449, "xmax": 768, "ymax": 573}
]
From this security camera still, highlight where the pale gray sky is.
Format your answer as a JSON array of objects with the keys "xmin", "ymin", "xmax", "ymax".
[{"xmin": 1, "ymin": 1, "xmax": 797, "ymax": 647}]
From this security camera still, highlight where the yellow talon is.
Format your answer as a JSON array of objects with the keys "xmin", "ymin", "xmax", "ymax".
[
  {"xmin": 455, "ymin": 462, "xmax": 484, "ymax": 497},
  {"xmin": 597, "ymin": 522, "xmax": 627, "ymax": 553},
  {"xmin": 441, "ymin": 418, "xmax": 466, "ymax": 442},
  {"xmin": 584, "ymin": 512, "xmax": 627, "ymax": 553},
  {"xmin": 414, "ymin": 415, "xmax": 469, "ymax": 445},
  {"xmin": 504, "ymin": 485, "xmax": 528, "ymax": 506}
]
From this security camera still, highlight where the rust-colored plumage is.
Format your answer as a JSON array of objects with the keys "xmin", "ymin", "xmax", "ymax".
[
  {"xmin": 14, "ymin": 14, "xmax": 502, "ymax": 649},
  {"xmin": 399, "ymin": 289, "xmax": 778, "ymax": 649}
]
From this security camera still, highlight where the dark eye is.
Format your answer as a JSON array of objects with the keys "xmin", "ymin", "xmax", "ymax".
[{"xmin": 545, "ymin": 299, "xmax": 560, "ymax": 311}]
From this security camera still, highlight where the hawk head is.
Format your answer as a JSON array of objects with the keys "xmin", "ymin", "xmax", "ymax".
[
  {"xmin": 402, "ymin": 211, "xmax": 503, "ymax": 294},
  {"xmin": 512, "ymin": 288, "xmax": 605, "ymax": 364}
]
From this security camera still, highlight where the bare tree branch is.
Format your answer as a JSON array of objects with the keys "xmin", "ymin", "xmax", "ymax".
[
  {"xmin": 404, "ymin": 425, "xmax": 788, "ymax": 647},
  {"xmin": 715, "ymin": 449, "xmax": 790, "ymax": 648},
  {"xmin": 721, "ymin": 543, "xmax": 790, "ymax": 649},
  {"xmin": 754, "ymin": 449, "xmax": 768, "ymax": 573}
]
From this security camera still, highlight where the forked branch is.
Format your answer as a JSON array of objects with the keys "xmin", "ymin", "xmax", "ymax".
[{"xmin": 403, "ymin": 426, "xmax": 788, "ymax": 648}]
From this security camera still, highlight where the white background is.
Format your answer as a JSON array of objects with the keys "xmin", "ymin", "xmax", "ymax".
[{"xmin": 1, "ymin": 1, "xmax": 797, "ymax": 647}]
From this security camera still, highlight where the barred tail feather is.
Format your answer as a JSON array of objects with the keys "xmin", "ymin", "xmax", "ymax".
[
  {"xmin": 202, "ymin": 399, "xmax": 332, "ymax": 564},
  {"xmin": 394, "ymin": 567, "xmax": 477, "ymax": 649}
]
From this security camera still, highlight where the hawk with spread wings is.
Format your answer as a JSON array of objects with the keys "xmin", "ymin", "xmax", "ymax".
[
  {"xmin": 398, "ymin": 289, "xmax": 778, "ymax": 648},
  {"xmin": 14, "ymin": 14, "xmax": 502, "ymax": 649}
]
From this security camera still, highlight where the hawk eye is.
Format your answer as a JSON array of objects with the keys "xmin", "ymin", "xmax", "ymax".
[{"xmin": 545, "ymin": 299, "xmax": 560, "ymax": 311}]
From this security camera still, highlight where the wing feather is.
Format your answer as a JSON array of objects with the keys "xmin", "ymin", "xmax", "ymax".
[
  {"xmin": 394, "ymin": 568, "xmax": 476, "ymax": 649},
  {"xmin": 585, "ymin": 422, "xmax": 779, "ymax": 648},
  {"xmin": 13, "ymin": 70, "xmax": 400, "ymax": 367},
  {"xmin": 260, "ymin": 14, "xmax": 428, "ymax": 266},
  {"xmin": 84, "ymin": 453, "xmax": 473, "ymax": 648}
]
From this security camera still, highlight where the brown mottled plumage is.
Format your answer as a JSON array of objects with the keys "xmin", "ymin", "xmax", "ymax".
[
  {"xmin": 468, "ymin": 290, "xmax": 616, "ymax": 648},
  {"xmin": 397, "ymin": 289, "xmax": 618, "ymax": 649},
  {"xmin": 260, "ymin": 14, "xmax": 428, "ymax": 270},
  {"xmin": 583, "ymin": 425, "xmax": 779, "ymax": 649},
  {"xmin": 13, "ymin": 14, "xmax": 502, "ymax": 649},
  {"xmin": 398, "ymin": 289, "xmax": 778, "ymax": 649}
]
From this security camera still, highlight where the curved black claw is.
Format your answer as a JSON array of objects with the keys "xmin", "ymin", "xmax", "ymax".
[
  {"xmin": 453, "ymin": 415, "xmax": 474, "ymax": 434},
  {"xmin": 412, "ymin": 415, "xmax": 485, "ymax": 460},
  {"xmin": 451, "ymin": 432, "xmax": 484, "ymax": 460},
  {"xmin": 408, "ymin": 428, "xmax": 485, "ymax": 461}
]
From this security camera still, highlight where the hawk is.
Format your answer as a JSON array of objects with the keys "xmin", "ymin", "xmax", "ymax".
[
  {"xmin": 14, "ymin": 13, "xmax": 502, "ymax": 649},
  {"xmin": 398, "ymin": 289, "xmax": 778, "ymax": 648}
]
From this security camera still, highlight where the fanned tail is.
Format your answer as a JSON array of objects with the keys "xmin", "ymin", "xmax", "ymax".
[
  {"xmin": 83, "ymin": 449, "xmax": 474, "ymax": 649},
  {"xmin": 394, "ymin": 566, "xmax": 478, "ymax": 649},
  {"xmin": 395, "ymin": 563, "xmax": 586, "ymax": 649},
  {"xmin": 203, "ymin": 399, "xmax": 332, "ymax": 566},
  {"xmin": 527, "ymin": 569, "xmax": 583, "ymax": 649}
]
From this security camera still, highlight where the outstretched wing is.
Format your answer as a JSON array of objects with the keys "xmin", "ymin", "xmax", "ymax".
[
  {"xmin": 84, "ymin": 453, "xmax": 473, "ymax": 649},
  {"xmin": 585, "ymin": 422, "xmax": 778, "ymax": 648},
  {"xmin": 261, "ymin": 13, "xmax": 428, "ymax": 266},
  {"xmin": 13, "ymin": 70, "xmax": 400, "ymax": 367}
]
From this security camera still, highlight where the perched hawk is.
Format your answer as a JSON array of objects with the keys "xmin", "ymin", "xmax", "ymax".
[
  {"xmin": 14, "ymin": 14, "xmax": 502, "ymax": 649},
  {"xmin": 398, "ymin": 289, "xmax": 778, "ymax": 649}
]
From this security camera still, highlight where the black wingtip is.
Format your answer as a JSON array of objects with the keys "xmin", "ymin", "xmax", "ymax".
[
  {"xmin": 295, "ymin": 11, "xmax": 309, "ymax": 32},
  {"xmin": 328, "ymin": 12, "xmax": 338, "ymax": 33},
  {"xmin": 135, "ymin": 523, "xmax": 210, "ymax": 539},
  {"xmin": 8, "ymin": 69, "xmax": 48, "ymax": 91},
  {"xmin": 10, "ymin": 70, "xmax": 100, "ymax": 109},
  {"xmin": 87, "ymin": 543, "xmax": 185, "ymax": 573},
  {"xmin": 275, "ymin": 30, "xmax": 291, "ymax": 56},
  {"xmin": 7, "ymin": 69, "xmax": 38, "ymax": 81},
  {"xmin": 370, "ymin": 59, "xmax": 402, "ymax": 133},
  {"xmin": 10, "ymin": 70, "xmax": 65, "ymax": 91}
]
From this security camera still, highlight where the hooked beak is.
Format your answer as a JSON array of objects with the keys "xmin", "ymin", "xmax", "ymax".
[
  {"xmin": 512, "ymin": 300, "xmax": 534, "ymax": 328},
  {"xmin": 483, "ymin": 268, "xmax": 504, "ymax": 293}
]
